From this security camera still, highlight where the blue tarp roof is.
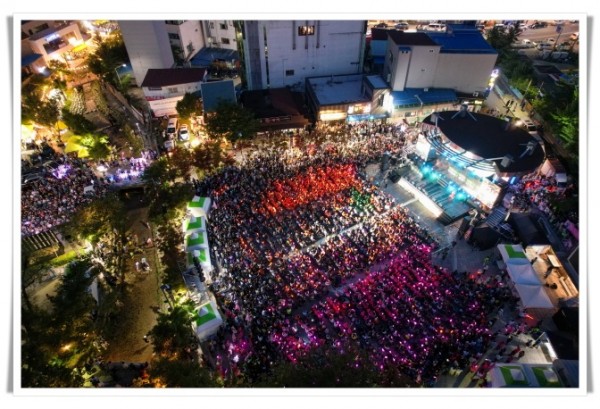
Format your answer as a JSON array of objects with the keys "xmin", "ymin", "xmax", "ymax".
[
  {"xmin": 369, "ymin": 39, "xmax": 387, "ymax": 57},
  {"xmin": 365, "ymin": 75, "xmax": 388, "ymax": 89},
  {"xmin": 391, "ymin": 88, "xmax": 457, "ymax": 107},
  {"xmin": 190, "ymin": 47, "xmax": 239, "ymax": 68},
  {"xmin": 200, "ymin": 80, "xmax": 236, "ymax": 112},
  {"xmin": 22, "ymin": 53, "xmax": 43, "ymax": 67},
  {"xmin": 427, "ymin": 31, "xmax": 497, "ymax": 54}
]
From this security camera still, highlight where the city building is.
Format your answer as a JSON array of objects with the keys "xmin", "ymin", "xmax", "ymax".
[
  {"xmin": 118, "ymin": 20, "xmax": 177, "ymax": 86},
  {"xmin": 305, "ymin": 74, "xmax": 390, "ymax": 122},
  {"xmin": 240, "ymin": 20, "xmax": 366, "ymax": 90},
  {"xmin": 201, "ymin": 20, "xmax": 238, "ymax": 51},
  {"xmin": 164, "ymin": 20, "xmax": 207, "ymax": 63},
  {"xmin": 383, "ymin": 25, "xmax": 498, "ymax": 122},
  {"xmin": 24, "ymin": 21, "xmax": 86, "ymax": 65},
  {"xmin": 240, "ymin": 87, "xmax": 310, "ymax": 133},
  {"xmin": 141, "ymin": 68, "xmax": 207, "ymax": 117}
]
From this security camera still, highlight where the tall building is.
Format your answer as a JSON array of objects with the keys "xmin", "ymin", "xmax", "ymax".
[
  {"xmin": 201, "ymin": 20, "xmax": 237, "ymax": 50},
  {"xmin": 164, "ymin": 20, "xmax": 206, "ymax": 62},
  {"xmin": 119, "ymin": 20, "xmax": 175, "ymax": 86},
  {"xmin": 241, "ymin": 20, "xmax": 366, "ymax": 90}
]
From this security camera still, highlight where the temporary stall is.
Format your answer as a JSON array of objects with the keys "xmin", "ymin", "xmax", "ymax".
[
  {"xmin": 505, "ymin": 260, "xmax": 542, "ymax": 285},
  {"xmin": 183, "ymin": 215, "xmax": 207, "ymax": 234},
  {"xmin": 188, "ymin": 196, "xmax": 211, "ymax": 217},
  {"xmin": 489, "ymin": 364, "xmax": 563, "ymax": 388},
  {"xmin": 193, "ymin": 301, "xmax": 223, "ymax": 341},
  {"xmin": 513, "ymin": 284, "xmax": 554, "ymax": 309},
  {"xmin": 498, "ymin": 244, "xmax": 528, "ymax": 263},
  {"xmin": 185, "ymin": 231, "xmax": 209, "ymax": 251}
]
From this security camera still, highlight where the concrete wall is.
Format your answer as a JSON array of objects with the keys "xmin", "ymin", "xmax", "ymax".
[
  {"xmin": 385, "ymin": 44, "xmax": 412, "ymax": 91},
  {"xmin": 433, "ymin": 53, "xmax": 497, "ymax": 94},
  {"xmin": 203, "ymin": 20, "xmax": 237, "ymax": 50},
  {"xmin": 404, "ymin": 45, "xmax": 441, "ymax": 89},
  {"xmin": 244, "ymin": 20, "xmax": 365, "ymax": 90},
  {"xmin": 119, "ymin": 20, "xmax": 175, "ymax": 86},
  {"xmin": 142, "ymin": 80, "xmax": 203, "ymax": 100},
  {"xmin": 28, "ymin": 23, "xmax": 83, "ymax": 63},
  {"xmin": 165, "ymin": 21, "xmax": 205, "ymax": 61}
]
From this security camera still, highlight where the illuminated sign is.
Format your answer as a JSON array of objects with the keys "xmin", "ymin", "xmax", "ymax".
[
  {"xmin": 45, "ymin": 33, "xmax": 60, "ymax": 42},
  {"xmin": 475, "ymin": 178, "xmax": 501, "ymax": 208},
  {"xmin": 320, "ymin": 111, "xmax": 346, "ymax": 121}
]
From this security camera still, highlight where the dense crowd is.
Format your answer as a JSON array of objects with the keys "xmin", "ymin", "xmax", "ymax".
[
  {"xmin": 199, "ymin": 131, "xmax": 510, "ymax": 385},
  {"xmin": 21, "ymin": 157, "xmax": 109, "ymax": 237}
]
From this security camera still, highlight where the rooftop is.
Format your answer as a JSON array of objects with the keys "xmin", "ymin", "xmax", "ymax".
[
  {"xmin": 370, "ymin": 28, "xmax": 390, "ymax": 41},
  {"xmin": 387, "ymin": 31, "xmax": 438, "ymax": 46},
  {"xmin": 189, "ymin": 47, "xmax": 239, "ymax": 68},
  {"xmin": 365, "ymin": 75, "xmax": 389, "ymax": 89},
  {"xmin": 307, "ymin": 74, "xmax": 370, "ymax": 106},
  {"xmin": 141, "ymin": 68, "xmax": 207, "ymax": 88},
  {"xmin": 28, "ymin": 22, "xmax": 73, "ymax": 41},
  {"xmin": 422, "ymin": 111, "xmax": 545, "ymax": 174},
  {"xmin": 391, "ymin": 88, "xmax": 457, "ymax": 107},
  {"xmin": 427, "ymin": 29, "xmax": 497, "ymax": 54},
  {"xmin": 200, "ymin": 80, "xmax": 236, "ymax": 112},
  {"xmin": 241, "ymin": 87, "xmax": 308, "ymax": 119}
]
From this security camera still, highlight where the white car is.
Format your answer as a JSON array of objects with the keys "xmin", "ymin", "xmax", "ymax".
[
  {"xmin": 178, "ymin": 124, "xmax": 189, "ymax": 141},
  {"xmin": 164, "ymin": 139, "xmax": 175, "ymax": 152}
]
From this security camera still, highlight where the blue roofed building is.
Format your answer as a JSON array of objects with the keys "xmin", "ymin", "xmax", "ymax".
[
  {"xmin": 382, "ymin": 25, "xmax": 498, "ymax": 123},
  {"xmin": 200, "ymin": 80, "xmax": 237, "ymax": 114}
]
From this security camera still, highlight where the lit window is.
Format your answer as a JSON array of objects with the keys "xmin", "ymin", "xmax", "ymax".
[{"xmin": 298, "ymin": 25, "xmax": 315, "ymax": 36}]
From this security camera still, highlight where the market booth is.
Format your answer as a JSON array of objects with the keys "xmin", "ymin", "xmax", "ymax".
[{"xmin": 489, "ymin": 364, "xmax": 563, "ymax": 388}]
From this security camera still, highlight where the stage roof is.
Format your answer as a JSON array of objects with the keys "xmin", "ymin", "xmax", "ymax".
[{"xmin": 423, "ymin": 111, "xmax": 545, "ymax": 174}]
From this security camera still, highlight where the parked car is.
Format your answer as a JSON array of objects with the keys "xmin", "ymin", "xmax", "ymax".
[
  {"xmin": 570, "ymin": 32, "xmax": 579, "ymax": 41},
  {"xmin": 375, "ymin": 22, "xmax": 388, "ymax": 28},
  {"xmin": 164, "ymin": 139, "xmax": 175, "ymax": 152},
  {"xmin": 178, "ymin": 124, "xmax": 189, "ymax": 141},
  {"xmin": 395, "ymin": 22, "xmax": 409, "ymax": 30}
]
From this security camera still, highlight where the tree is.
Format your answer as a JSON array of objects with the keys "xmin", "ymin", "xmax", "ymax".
[
  {"xmin": 147, "ymin": 302, "xmax": 196, "ymax": 358},
  {"xmin": 176, "ymin": 92, "xmax": 202, "ymax": 120},
  {"xmin": 86, "ymin": 30, "xmax": 129, "ymax": 85},
  {"xmin": 61, "ymin": 108, "xmax": 96, "ymax": 135},
  {"xmin": 204, "ymin": 101, "xmax": 259, "ymax": 145},
  {"xmin": 63, "ymin": 193, "xmax": 127, "ymax": 246},
  {"xmin": 35, "ymin": 97, "xmax": 61, "ymax": 137},
  {"xmin": 191, "ymin": 139, "xmax": 235, "ymax": 177},
  {"xmin": 168, "ymin": 147, "xmax": 195, "ymax": 180},
  {"xmin": 148, "ymin": 358, "xmax": 217, "ymax": 387}
]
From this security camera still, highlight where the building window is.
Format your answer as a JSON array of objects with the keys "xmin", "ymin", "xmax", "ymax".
[
  {"xmin": 388, "ymin": 50, "xmax": 394, "ymax": 64},
  {"xmin": 220, "ymin": 23, "xmax": 227, "ymax": 30},
  {"xmin": 168, "ymin": 33, "xmax": 180, "ymax": 40},
  {"xmin": 285, "ymin": 69, "xmax": 294, "ymax": 76},
  {"xmin": 210, "ymin": 22, "xmax": 214, "ymax": 29},
  {"xmin": 165, "ymin": 20, "xmax": 184, "ymax": 25},
  {"xmin": 221, "ymin": 38, "xmax": 230, "ymax": 45},
  {"xmin": 168, "ymin": 87, "xmax": 178, "ymax": 94},
  {"xmin": 298, "ymin": 25, "xmax": 315, "ymax": 36}
]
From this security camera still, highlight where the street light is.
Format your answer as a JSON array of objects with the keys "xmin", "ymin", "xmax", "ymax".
[{"xmin": 114, "ymin": 63, "xmax": 126, "ymax": 84}]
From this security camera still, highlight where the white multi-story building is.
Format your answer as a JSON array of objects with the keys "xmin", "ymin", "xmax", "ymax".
[
  {"xmin": 25, "ymin": 21, "xmax": 85, "ymax": 64},
  {"xmin": 201, "ymin": 20, "xmax": 237, "ymax": 50},
  {"xmin": 164, "ymin": 20, "xmax": 206, "ymax": 62},
  {"xmin": 383, "ymin": 28, "xmax": 497, "ymax": 95},
  {"xmin": 119, "ymin": 20, "xmax": 176, "ymax": 86},
  {"xmin": 241, "ymin": 20, "xmax": 366, "ymax": 90}
]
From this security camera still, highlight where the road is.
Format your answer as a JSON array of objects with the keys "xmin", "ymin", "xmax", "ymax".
[{"xmin": 517, "ymin": 22, "xmax": 579, "ymax": 46}]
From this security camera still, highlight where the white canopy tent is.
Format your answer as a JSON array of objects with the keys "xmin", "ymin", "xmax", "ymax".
[
  {"xmin": 182, "ymin": 214, "xmax": 207, "ymax": 234},
  {"xmin": 514, "ymin": 284, "xmax": 554, "ymax": 309},
  {"xmin": 506, "ymin": 260, "xmax": 542, "ymax": 285},
  {"xmin": 193, "ymin": 301, "xmax": 223, "ymax": 341},
  {"xmin": 498, "ymin": 244, "xmax": 528, "ymax": 264},
  {"xmin": 188, "ymin": 196, "xmax": 211, "ymax": 217}
]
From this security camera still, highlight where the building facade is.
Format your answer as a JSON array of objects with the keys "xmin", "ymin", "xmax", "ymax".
[
  {"xmin": 164, "ymin": 20, "xmax": 206, "ymax": 63},
  {"xmin": 141, "ymin": 68, "xmax": 207, "ymax": 117},
  {"xmin": 201, "ymin": 20, "xmax": 237, "ymax": 50},
  {"xmin": 241, "ymin": 20, "xmax": 366, "ymax": 90},
  {"xmin": 119, "ymin": 20, "xmax": 176, "ymax": 86}
]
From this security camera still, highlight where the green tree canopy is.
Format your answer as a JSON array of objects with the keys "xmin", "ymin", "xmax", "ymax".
[
  {"xmin": 204, "ymin": 101, "xmax": 258, "ymax": 144},
  {"xmin": 61, "ymin": 108, "xmax": 96, "ymax": 135},
  {"xmin": 63, "ymin": 193, "xmax": 127, "ymax": 245},
  {"xmin": 192, "ymin": 139, "xmax": 235, "ymax": 177},
  {"xmin": 176, "ymin": 92, "xmax": 202, "ymax": 120},
  {"xmin": 148, "ymin": 358, "xmax": 217, "ymax": 387}
]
